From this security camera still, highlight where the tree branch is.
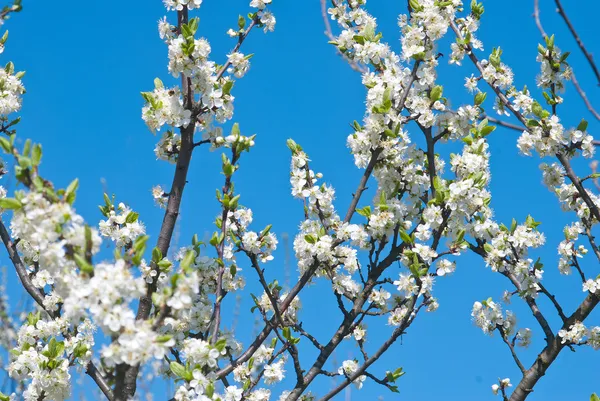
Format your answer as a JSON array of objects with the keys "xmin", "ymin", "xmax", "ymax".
[
  {"xmin": 509, "ymin": 293, "xmax": 599, "ymax": 401},
  {"xmin": 553, "ymin": 0, "xmax": 600, "ymax": 86},
  {"xmin": 498, "ymin": 326, "xmax": 526, "ymax": 375}
]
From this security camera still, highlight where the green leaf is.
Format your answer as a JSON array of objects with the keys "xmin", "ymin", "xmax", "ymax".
[
  {"xmin": 430, "ymin": 85, "xmax": 443, "ymax": 102},
  {"xmin": 531, "ymin": 102, "xmax": 544, "ymax": 118},
  {"xmin": 189, "ymin": 17, "xmax": 199, "ymax": 34},
  {"xmin": 383, "ymin": 128, "xmax": 396, "ymax": 138},
  {"xmin": 0, "ymin": 137, "xmax": 11, "ymax": 153},
  {"xmin": 286, "ymin": 138, "xmax": 301, "ymax": 153},
  {"xmin": 379, "ymin": 191, "xmax": 387, "ymax": 206},
  {"xmin": 480, "ymin": 125, "xmax": 496, "ymax": 136},
  {"xmin": 356, "ymin": 205, "xmax": 371, "ymax": 218},
  {"xmin": 152, "ymin": 247, "xmax": 162, "ymax": 264},
  {"xmin": 22, "ymin": 138, "xmax": 31, "ymax": 157},
  {"xmin": 209, "ymin": 232, "xmax": 219, "ymax": 246},
  {"xmin": 590, "ymin": 393, "xmax": 600, "ymax": 401},
  {"xmin": 399, "ymin": 229, "xmax": 413, "ymax": 245},
  {"xmin": 125, "ymin": 211, "xmax": 139, "ymax": 224},
  {"xmin": 222, "ymin": 80, "xmax": 234, "ymax": 95},
  {"xmin": 181, "ymin": 23, "xmax": 193, "ymax": 39},
  {"xmin": 231, "ymin": 122, "xmax": 241, "ymax": 137},
  {"xmin": 170, "ymin": 361, "xmax": 192, "ymax": 381},
  {"xmin": 206, "ymin": 383, "xmax": 215, "ymax": 398},
  {"xmin": 157, "ymin": 258, "xmax": 172, "ymax": 271},
  {"xmin": 0, "ymin": 197, "xmax": 22, "ymax": 210},
  {"xmin": 525, "ymin": 215, "xmax": 541, "ymax": 230},
  {"xmin": 304, "ymin": 235, "xmax": 316, "ymax": 244},
  {"xmin": 238, "ymin": 14, "xmax": 246, "ymax": 29},
  {"xmin": 577, "ymin": 119, "xmax": 588, "ymax": 132},
  {"xmin": 65, "ymin": 178, "xmax": 79, "ymax": 201},
  {"xmin": 545, "ymin": 34, "xmax": 555, "ymax": 50},
  {"xmin": 215, "ymin": 338, "xmax": 228, "ymax": 352},
  {"xmin": 31, "ymin": 144, "xmax": 42, "ymax": 166},
  {"xmin": 46, "ymin": 338, "xmax": 65, "ymax": 359},
  {"xmin": 180, "ymin": 250, "xmax": 196, "ymax": 272},
  {"xmin": 462, "ymin": 134, "xmax": 473, "ymax": 145},
  {"xmin": 409, "ymin": 0, "xmax": 422, "ymax": 11},
  {"xmin": 223, "ymin": 163, "xmax": 234, "ymax": 177},
  {"xmin": 474, "ymin": 91, "xmax": 487, "ymax": 106},
  {"xmin": 133, "ymin": 235, "xmax": 149, "ymax": 253},
  {"xmin": 261, "ymin": 224, "xmax": 272, "ymax": 237},
  {"xmin": 74, "ymin": 253, "xmax": 94, "ymax": 274},
  {"xmin": 282, "ymin": 327, "xmax": 291, "ymax": 341}
]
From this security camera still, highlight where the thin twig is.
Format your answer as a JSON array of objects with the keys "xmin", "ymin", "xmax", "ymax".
[
  {"xmin": 482, "ymin": 114, "xmax": 523, "ymax": 132},
  {"xmin": 534, "ymin": 0, "xmax": 600, "ymax": 121},
  {"xmin": 498, "ymin": 326, "xmax": 527, "ymax": 375},
  {"xmin": 553, "ymin": 0, "xmax": 600, "ymax": 85},
  {"xmin": 570, "ymin": 70, "xmax": 600, "ymax": 121}
]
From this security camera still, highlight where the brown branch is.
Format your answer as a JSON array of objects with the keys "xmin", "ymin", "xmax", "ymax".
[
  {"xmin": 533, "ymin": 0, "xmax": 547, "ymax": 38},
  {"xmin": 0, "ymin": 1, "xmax": 21, "ymax": 22},
  {"xmin": 293, "ymin": 323, "xmax": 324, "ymax": 351},
  {"xmin": 537, "ymin": 283, "xmax": 568, "ymax": 323},
  {"xmin": 246, "ymin": 252, "xmax": 305, "ymax": 384},
  {"xmin": 505, "ymin": 272, "xmax": 554, "ymax": 343},
  {"xmin": 453, "ymin": 19, "xmax": 600, "ymax": 400},
  {"xmin": 582, "ymin": 220, "xmax": 600, "ymax": 262},
  {"xmin": 316, "ymin": 297, "xmax": 424, "ymax": 401},
  {"xmin": 120, "ymin": 8, "xmax": 196, "ymax": 401},
  {"xmin": 283, "ymin": 233, "xmax": 415, "ymax": 401},
  {"xmin": 216, "ymin": 18, "xmax": 259, "ymax": 80},
  {"xmin": 570, "ymin": 70, "xmax": 600, "ymax": 121},
  {"xmin": 498, "ymin": 326, "xmax": 527, "ymax": 375},
  {"xmin": 421, "ymin": 124, "xmax": 436, "ymax": 198},
  {"xmin": 469, "ymin": 243, "xmax": 555, "ymax": 343},
  {"xmin": 215, "ymin": 257, "xmax": 323, "ymax": 379},
  {"xmin": 482, "ymin": 114, "xmax": 523, "ymax": 132},
  {"xmin": 553, "ymin": 0, "xmax": 600, "ymax": 86},
  {"xmin": 343, "ymin": 148, "xmax": 381, "ymax": 223},
  {"xmin": 509, "ymin": 293, "xmax": 599, "ymax": 401}
]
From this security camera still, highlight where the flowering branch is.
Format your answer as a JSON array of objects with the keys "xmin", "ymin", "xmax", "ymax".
[
  {"xmin": 319, "ymin": 0, "xmax": 367, "ymax": 74},
  {"xmin": 0, "ymin": 219, "xmax": 114, "ymax": 401},
  {"xmin": 534, "ymin": 0, "xmax": 600, "ymax": 121},
  {"xmin": 553, "ymin": 0, "xmax": 600, "ymax": 86}
]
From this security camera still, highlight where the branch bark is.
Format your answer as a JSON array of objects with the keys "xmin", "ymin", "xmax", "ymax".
[{"xmin": 509, "ymin": 294, "xmax": 599, "ymax": 401}]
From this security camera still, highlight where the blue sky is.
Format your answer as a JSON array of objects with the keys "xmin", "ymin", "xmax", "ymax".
[{"xmin": 2, "ymin": 1, "xmax": 600, "ymax": 400}]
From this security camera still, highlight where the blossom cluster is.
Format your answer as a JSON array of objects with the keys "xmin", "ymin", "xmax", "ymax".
[
  {"xmin": 0, "ymin": 61, "xmax": 24, "ymax": 115},
  {"xmin": 558, "ymin": 322, "xmax": 600, "ymax": 350}
]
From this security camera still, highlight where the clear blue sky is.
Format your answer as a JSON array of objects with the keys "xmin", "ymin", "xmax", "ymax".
[{"xmin": 2, "ymin": 1, "xmax": 600, "ymax": 400}]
